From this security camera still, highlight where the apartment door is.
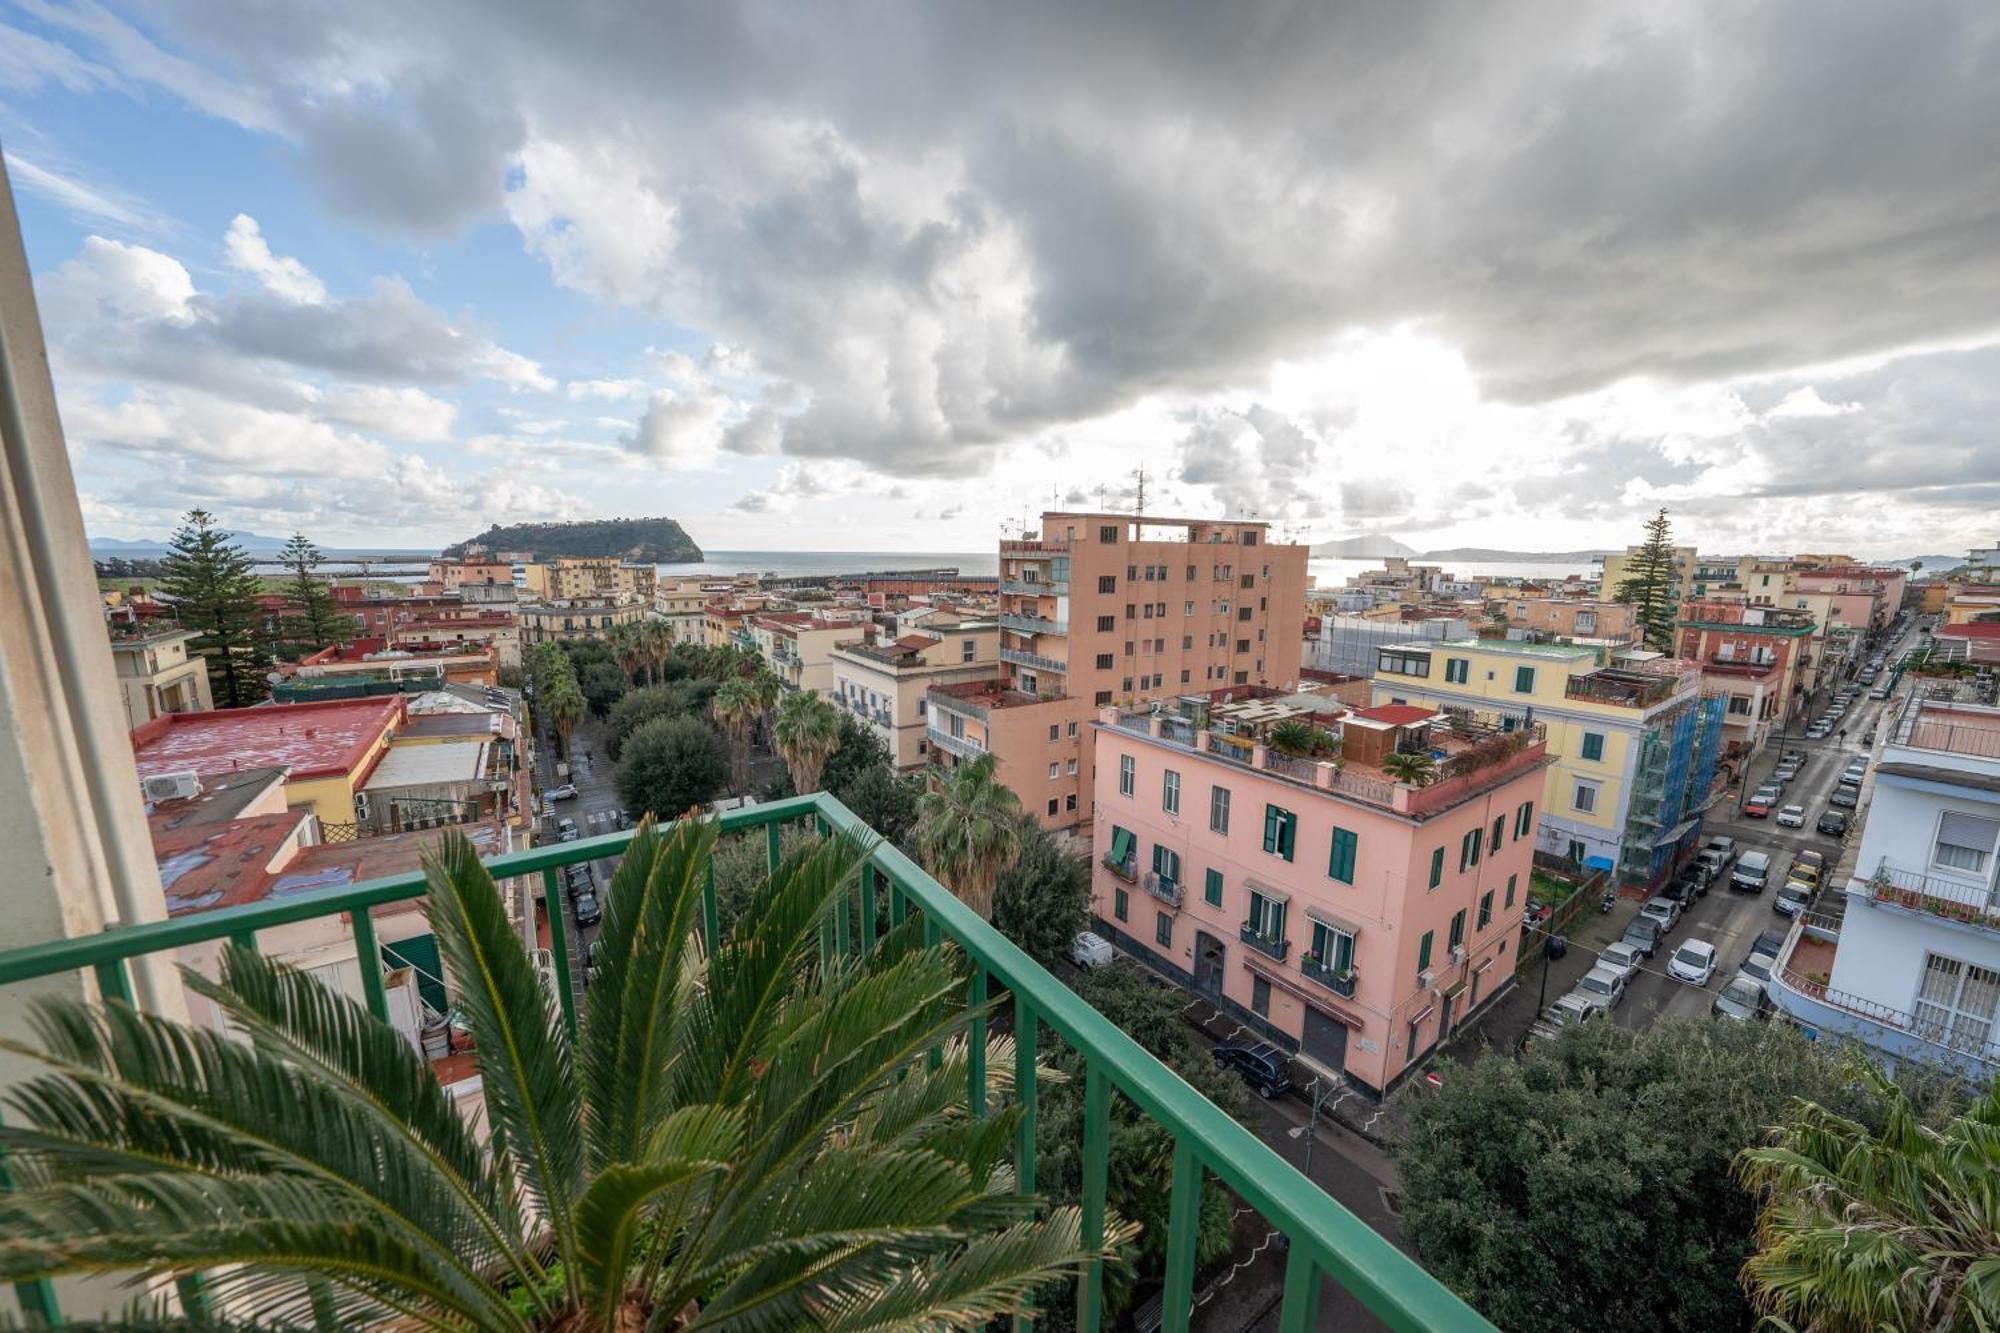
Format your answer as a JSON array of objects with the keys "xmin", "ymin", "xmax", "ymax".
[
  {"xmin": 1300, "ymin": 1007, "xmax": 1347, "ymax": 1072},
  {"xmin": 1192, "ymin": 931, "xmax": 1224, "ymax": 997}
]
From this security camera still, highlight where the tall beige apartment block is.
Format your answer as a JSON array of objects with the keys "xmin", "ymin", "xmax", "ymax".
[{"xmin": 927, "ymin": 513, "xmax": 1308, "ymax": 830}]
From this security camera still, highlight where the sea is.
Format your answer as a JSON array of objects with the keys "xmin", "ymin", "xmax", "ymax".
[{"xmin": 655, "ymin": 550, "xmax": 1600, "ymax": 586}]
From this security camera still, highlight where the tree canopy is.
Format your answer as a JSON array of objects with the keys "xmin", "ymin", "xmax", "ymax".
[
  {"xmin": 276, "ymin": 531, "xmax": 348, "ymax": 655},
  {"xmin": 1611, "ymin": 507, "xmax": 1681, "ymax": 653},
  {"xmin": 613, "ymin": 714, "xmax": 728, "ymax": 821},
  {"xmin": 1396, "ymin": 1018, "xmax": 1944, "ymax": 1332},
  {"xmin": 157, "ymin": 509, "xmax": 271, "ymax": 708},
  {"xmin": 991, "ymin": 816, "xmax": 1090, "ymax": 970}
]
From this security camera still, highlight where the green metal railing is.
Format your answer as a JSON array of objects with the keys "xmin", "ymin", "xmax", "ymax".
[{"xmin": 0, "ymin": 793, "xmax": 1494, "ymax": 1332}]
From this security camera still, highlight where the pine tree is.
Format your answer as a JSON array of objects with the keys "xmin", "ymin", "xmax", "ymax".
[
  {"xmin": 157, "ymin": 510, "xmax": 272, "ymax": 708},
  {"xmin": 277, "ymin": 531, "xmax": 348, "ymax": 654},
  {"xmin": 1611, "ymin": 507, "xmax": 1681, "ymax": 653}
]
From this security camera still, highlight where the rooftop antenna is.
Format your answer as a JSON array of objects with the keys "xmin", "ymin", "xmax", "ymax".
[{"xmin": 1134, "ymin": 463, "xmax": 1147, "ymax": 516}]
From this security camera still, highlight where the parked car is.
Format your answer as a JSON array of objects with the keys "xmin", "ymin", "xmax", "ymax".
[
  {"xmin": 1070, "ymin": 931, "xmax": 1115, "ymax": 968},
  {"xmin": 1787, "ymin": 858, "xmax": 1822, "ymax": 889},
  {"xmin": 1694, "ymin": 849, "xmax": 1729, "ymax": 884},
  {"xmin": 545, "ymin": 783, "xmax": 579, "ymax": 801},
  {"xmin": 556, "ymin": 817, "xmax": 579, "ymax": 841},
  {"xmin": 1713, "ymin": 974, "xmax": 1771, "ymax": 1021},
  {"xmin": 1837, "ymin": 769, "xmax": 1865, "ymax": 789},
  {"xmin": 1818, "ymin": 809, "xmax": 1850, "ymax": 836},
  {"xmin": 1828, "ymin": 786, "xmax": 1858, "ymax": 809},
  {"xmin": 1795, "ymin": 848, "xmax": 1827, "ymax": 877},
  {"xmin": 1527, "ymin": 994, "xmax": 1604, "ymax": 1045},
  {"xmin": 1668, "ymin": 939, "xmax": 1718, "ymax": 986},
  {"xmin": 1596, "ymin": 940, "xmax": 1644, "ymax": 984},
  {"xmin": 1744, "ymin": 792, "xmax": 1777, "ymax": 818},
  {"xmin": 1571, "ymin": 965, "xmax": 1628, "ymax": 1012},
  {"xmin": 1772, "ymin": 763, "xmax": 1800, "ymax": 784},
  {"xmin": 1621, "ymin": 917, "xmax": 1664, "ymax": 959},
  {"xmin": 1774, "ymin": 880, "xmax": 1813, "ymax": 918},
  {"xmin": 1779, "ymin": 750, "xmax": 1805, "ymax": 766},
  {"xmin": 1640, "ymin": 896, "xmax": 1681, "ymax": 933},
  {"xmin": 1806, "ymin": 723, "xmax": 1831, "ymax": 739},
  {"xmin": 1214, "ymin": 1040, "xmax": 1293, "ymax": 1099},
  {"xmin": 1731, "ymin": 850, "xmax": 1773, "ymax": 893},
  {"xmin": 572, "ymin": 887, "xmax": 602, "ymax": 926},
  {"xmin": 1776, "ymin": 804, "xmax": 1807, "ymax": 828},
  {"xmin": 1662, "ymin": 871, "xmax": 1702, "ymax": 906}
]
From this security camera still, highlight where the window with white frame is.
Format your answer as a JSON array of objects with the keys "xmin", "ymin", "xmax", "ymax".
[
  {"xmin": 1118, "ymin": 753, "xmax": 1135, "ymax": 797},
  {"xmin": 1932, "ymin": 811, "xmax": 2000, "ymax": 877},
  {"xmin": 1913, "ymin": 953, "xmax": 2000, "ymax": 1054},
  {"xmin": 1163, "ymin": 769, "xmax": 1181, "ymax": 815},
  {"xmin": 1573, "ymin": 782, "xmax": 1598, "ymax": 814}
]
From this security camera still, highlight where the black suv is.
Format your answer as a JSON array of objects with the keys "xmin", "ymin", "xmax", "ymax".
[
  {"xmin": 1213, "ymin": 1041, "xmax": 1293, "ymax": 1099},
  {"xmin": 1817, "ymin": 809, "xmax": 1849, "ymax": 837}
]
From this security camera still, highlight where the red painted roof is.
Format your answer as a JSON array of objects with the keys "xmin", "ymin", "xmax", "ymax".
[
  {"xmin": 1939, "ymin": 621, "xmax": 2000, "ymax": 638},
  {"xmin": 132, "ymin": 696, "xmax": 404, "ymax": 782},
  {"xmin": 892, "ymin": 634, "xmax": 934, "ymax": 650},
  {"xmin": 152, "ymin": 810, "xmax": 309, "ymax": 915},
  {"xmin": 1355, "ymin": 704, "xmax": 1434, "ymax": 726}
]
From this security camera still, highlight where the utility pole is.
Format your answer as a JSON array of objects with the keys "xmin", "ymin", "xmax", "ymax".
[{"xmin": 1302, "ymin": 1077, "xmax": 1332, "ymax": 1180}]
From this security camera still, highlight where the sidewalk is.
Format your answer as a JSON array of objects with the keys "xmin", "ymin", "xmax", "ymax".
[{"xmin": 1446, "ymin": 899, "xmax": 1640, "ymax": 1058}]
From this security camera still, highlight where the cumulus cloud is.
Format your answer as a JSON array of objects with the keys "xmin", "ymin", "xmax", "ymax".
[{"xmin": 222, "ymin": 214, "xmax": 325, "ymax": 303}]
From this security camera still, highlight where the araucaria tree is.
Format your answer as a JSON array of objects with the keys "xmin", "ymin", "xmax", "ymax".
[
  {"xmin": 917, "ymin": 753, "xmax": 1023, "ymax": 919},
  {"xmin": 0, "ymin": 818, "xmax": 1118, "ymax": 1326},
  {"xmin": 277, "ymin": 531, "xmax": 348, "ymax": 654},
  {"xmin": 1612, "ymin": 507, "xmax": 1681, "ymax": 652},
  {"xmin": 157, "ymin": 509, "xmax": 271, "ymax": 707}
]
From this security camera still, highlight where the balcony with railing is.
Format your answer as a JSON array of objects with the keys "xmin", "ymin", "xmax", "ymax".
[
  {"xmin": 0, "ymin": 794, "xmax": 1492, "ymax": 1331},
  {"xmin": 1001, "ymin": 646, "xmax": 1068, "ymax": 674},
  {"xmin": 1564, "ymin": 667, "xmax": 1681, "ymax": 708},
  {"xmin": 1143, "ymin": 870, "xmax": 1184, "ymax": 907},
  {"xmin": 1299, "ymin": 955, "xmax": 1359, "ymax": 999},
  {"xmin": 1238, "ymin": 920, "xmax": 1290, "ymax": 961},
  {"xmin": 1000, "ymin": 610, "xmax": 1067, "ymax": 636},
  {"xmin": 1855, "ymin": 860, "xmax": 1999, "ymax": 930},
  {"xmin": 1000, "ymin": 578, "xmax": 1069, "ymax": 598},
  {"xmin": 925, "ymin": 725, "xmax": 985, "ymax": 760},
  {"xmin": 1769, "ymin": 921, "xmax": 1999, "ymax": 1081}
]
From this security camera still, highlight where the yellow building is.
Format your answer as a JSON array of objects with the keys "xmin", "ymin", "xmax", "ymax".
[
  {"xmin": 106, "ymin": 623, "xmax": 212, "ymax": 730},
  {"xmin": 517, "ymin": 599, "xmax": 650, "ymax": 646},
  {"xmin": 1372, "ymin": 637, "xmax": 1721, "ymax": 883}
]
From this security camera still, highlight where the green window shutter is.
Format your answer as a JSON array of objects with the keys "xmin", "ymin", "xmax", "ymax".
[
  {"xmin": 1263, "ymin": 805, "xmax": 1279, "ymax": 853},
  {"xmin": 1478, "ymin": 891, "xmax": 1493, "ymax": 930},
  {"xmin": 1155, "ymin": 912, "xmax": 1173, "ymax": 947},
  {"xmin": 1449, "ymin": 910, "xmax": 1465, "ymax": 951},
  {"xmin": 1328, "ymin": 827, "xmax": 1357, "ymax": 883},
  {"xmin": 1248, "ymin": 891, "xmax": 1267, "ymax": 934},
  {"xmin": 1515, "ymin": 665, "xmax": 1535, "ymax": 693},
  {"xmin": 1458, "ymin": 831, "xmax": 1471, "ymax": 873},
  {"xmin": 382, "ymin": 933, "xmax": 446, "ymax": 1015},
  {"xmin": 1505, "ymin": 873, "xmax": 1517, "ymax": 908},
  {"xmin": 1490, "ymin": 816, "xmax": 1504, "ymax": 854},
  {"xmin": 1418, "ymin": 930, "xmax": 1433, "ymax": 976},
  {"xmin": 1111, "ymin": 826, "xmax": 1134, "ymax": 863},
  {"xmin": 1429, "ymin": 846, "xmax": 1445, "ymax": 888},
  {"xmin": 1271, "ymin": 901, "xmax": 1286, "ymax": 940},
  {"xmin": 1204, "ymin": 867, "xmax": 1223, "ymax": 907},
  {"xmin": 1334, "ymin": 930, "xmax": 1355, "ymax": 974},
  {"xmin": 1581, "ymin": 732, "xmax": 1604, "ymax": 761},
  {"xmin": 1114, "ymin": 888, "xmax": 1128, "ymax": 921},
  {"xmin": 1469, "ymin": 828, "xmax": 1481, "ymax": 867}
]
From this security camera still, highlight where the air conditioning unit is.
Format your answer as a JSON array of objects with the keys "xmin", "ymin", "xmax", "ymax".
[
  {"xmin": 140, "ymin": 771, "xmax": 202, "ymax": 803},
  {"xmin": 353, "ymin": 792, "xmax": 372, "ymax": 822},
  {"xmin": 1450, "ymin": 945, "xmax": 1468, "ymax": 965},
  {"xmin": 1418, "ymin": 968, "xmax": 1436, "ymax": 991}
]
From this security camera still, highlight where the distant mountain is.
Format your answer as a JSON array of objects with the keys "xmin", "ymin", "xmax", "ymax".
[
  {"xmin": 89, "ymin": 529, "xmax": 292, "ymax": 554},
  {"xmin": 1311, "ymin": 535, "xmax": 1419, "ymax": 558},
  {"xmin": 443, "ymin": 517, "xmax": 703, "ymax": 563},
  {"xmin": 1419, "ymin": 547, "xmax": 1612, "ymax": 563}
]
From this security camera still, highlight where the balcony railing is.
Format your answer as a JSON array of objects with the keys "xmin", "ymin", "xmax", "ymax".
[
  {"xmin": 1239, "ymin": 922, "xmax": 1290, "ymax": 961},
  {"xmin": 1000, "ymin": 611, "xmax": 1067, "ymax": 636},
  {"xmin": 925, "ymin": 726, "xmax": 985, "ymax": 760},
  {"xmin": 1858, "ymin": 861, "xmax": 1999, "ymax": 927},
  {"xmin": 1143, "ymin": 871, "xmax": 1184, "ymax": 907},
  {"xmin": 1000, "ymin": 538, "xmax": 1070, "ymax": 555},
  {"xmin": 1102, "ymin": 854, "xmax": 1137, "ymax": 883},
  {"xmin": 1000, "ymin": 578, "xmax": 1069, "ymax": 598},
  {"xmin": 0, "ymin": 793, "xmax": 1490, "ymax": 1331},
  {"xmin": 1001, "ymin": 646, "xmax": 1068, "ymax": 674},
  {"xmin": 1300, "ymin": 955, "xmax": 1358, "ymax": 998}
]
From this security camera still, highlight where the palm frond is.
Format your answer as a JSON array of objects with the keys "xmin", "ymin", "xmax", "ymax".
[
  {"xmin": 421, "ymin": 830, "xmax": 585, "ymax": 1288},
  {"xmin": 570, "ymin": 1103, "xmax": 739, "ymax": 1314}
]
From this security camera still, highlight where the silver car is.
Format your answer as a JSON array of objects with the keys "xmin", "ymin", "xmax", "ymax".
[
  {"xmin": 1713, "ymin": 974, "xmax": 1769, "ymax": 1021},
  {"xmin": 1596, "ymin": 940, "xmax": 1644, "ymax": 984},
  {"xmin": 1571, "ymin": 965, "xmax": 1628, "ymax": 1012}
]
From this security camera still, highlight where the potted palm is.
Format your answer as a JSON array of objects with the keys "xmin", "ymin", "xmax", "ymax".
[{"xmin": 0, "ymin": 817, "xmax": 1118, "ymax": 1327}]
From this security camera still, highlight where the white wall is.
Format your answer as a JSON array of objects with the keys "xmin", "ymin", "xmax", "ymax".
[{"xmin": 1829, "ymin": 894, "xmax": 2000, "ymax": 1018}]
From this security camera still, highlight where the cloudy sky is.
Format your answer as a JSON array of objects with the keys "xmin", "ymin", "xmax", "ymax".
[{"xmin": 5, "ymin": 2, "xmax": 1998, "ymax": 557}]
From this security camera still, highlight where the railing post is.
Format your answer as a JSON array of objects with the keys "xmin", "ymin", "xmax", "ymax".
[
  {"xmin": 92, "ymin": 957, "xmax": 133, "ymax": 1008},
  {"xmin": 1079, "ymin": 1062, "xmax": 1109, "ymax": 1333},
  {"xmin": 859, "ymin": 862, "xmax": 878, "ymax": 950},
  {"xmin": 967, "ymin": 967, "xmax": 987, "ymax": 1118},
  {"xmin": 1162, "ymin": 1138, "xmax": 1202, "ymax": 1331},
  {"xmin": 1, "ymin": 1152, "xmax": 60, "ymax": 1326},
  {"xmin": 765, "ymin": 820, "xmax": 782, "ymax": 875},
  {"xmin": 540, "ymin": 869, "xmax": 576, "ymax": 1036},
  {"xmin": 1278, "ymin": 1244, "xmax": 1322, "ymax": 1332},
  {"xmin": 347, "ymin": 906, "xmax": 389, "ymax": 1024}
]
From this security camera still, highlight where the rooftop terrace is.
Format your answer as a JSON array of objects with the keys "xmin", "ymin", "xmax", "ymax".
[{"xmin": 131, "ymin": 696, "xmax": 403, "ymax": 781}]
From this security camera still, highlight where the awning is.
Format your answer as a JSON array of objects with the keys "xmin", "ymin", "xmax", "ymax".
[
  {"xmin": 1241, "ymin": 955, "xmax": 1364, "ymax": 1029},
  {"xmin": 1304, "ymin": 903, "xmax": 1361, "ymax": 936},
  {"xmin": 1407, "ymin": 1003, "xmax": 1435, "ymax": 1026},
  {"xmin": 1440, "ymin": 978, "xmax": 1468, "ymax": 1001},
  {"xmin": 1584, "ymin": 854, "xmax": 1617, "ymax": 871},
  {"xmin": 1109, "ymin": 827, "xmax": 1134, "ymax": 864},
  {"xmin": 1651, "ymin": 816, "xmax": 1700, "ymax": 848},
  {"xmin": 1473, "ymin": 958, "xmax": 1494, "ymax": 976},
  {"xmin": 1245, "ymin": 877, "xmax": 1291, "ymax": 904}
]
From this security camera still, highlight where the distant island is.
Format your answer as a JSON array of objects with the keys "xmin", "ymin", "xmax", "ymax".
[
  {"xmin": 443, "ymin": 517, "xmax": 704, "ymax": 564},
  {"xmin": 1417, "ymin": 547, "xmax": 1612, "ymax": 563},
  {"xmin": 1310, "ymin": 535, "xmax": 1607, "ymax": 563},
  {"xmin": 1310, "ymin": 535, "xmax": 1419, "ymax": 558}
]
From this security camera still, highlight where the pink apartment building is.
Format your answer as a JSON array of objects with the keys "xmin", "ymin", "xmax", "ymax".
[{"xmin": 1090, "ymin": 699, "xmax": 1549, "ymax": 1095}]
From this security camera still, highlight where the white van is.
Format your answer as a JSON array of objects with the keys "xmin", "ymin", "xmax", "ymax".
[{"xmin": 1731, "ymin": 850, "xmax": 1772, "ymax": 894}]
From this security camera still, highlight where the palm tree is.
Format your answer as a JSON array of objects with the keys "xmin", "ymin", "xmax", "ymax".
[
  {"xmin": 547, "ymin": 679, "xmax": 585, "ymax": 759},
  {"xmin": 746, "ymin": 668, "xmax": 781, "ymax": 748},
  {"xmin": 711, "ymin": 675, "xmax": 762, "ymax": 794},
  {"xmin": 1381, "ymin": 751, "xmax": 1438, "ymax": 787},
  {"xmin": 0, "ymin": 818, "xmax": 1118, "ymax": 1327},
  {"xmin": 1736, "ymin": 1062, "xmax": 2000, "ymax": 1331},
  {"xmin": 642, "ymin": 619, "xmax": 674, "ymax": 686},
  {"xmin": 609, "ymin": 621, "xmax": 645, "ymax": 686},
  {"xmin": 917, "ymin": 753, "xmax": 1023, "ymax": 919},
  {"xmin": 773, "ymin": 691, "xmax": 842, "ymax": 796}
]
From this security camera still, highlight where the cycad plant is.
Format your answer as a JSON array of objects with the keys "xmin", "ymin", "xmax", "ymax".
[
  {"xmin": 1735, "ymin": 1062, "xmax": 2000, "ymax": 1332},
  {"xmin": 0, "ymin": 817, "xmax": 1117, "ymax": 1329},
  {"xmin": 1381, "ymin": 751, "xmax": 1438, "ymax": 787}
]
